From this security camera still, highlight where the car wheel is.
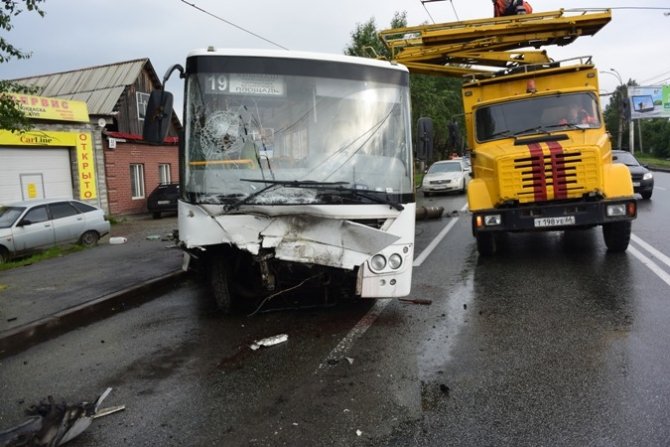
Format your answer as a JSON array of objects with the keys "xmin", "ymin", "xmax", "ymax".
[
  {"xmin": 602, "ymin": 221, "xmax": 631, "ymax": 253},
  {"xmin": 640, "ymin": 191, "xmax": 652, "ymax": 200},
  {"xmin": 0, "ymin": 247, "xmax": 9, "ymax": 264},
  {"xmin": 152, "ymin": 211, "xmax": 162, "ymax": 219},
  {"xmin": 79, "ymin": 230, "xmax": 100, "ymax": 247}
]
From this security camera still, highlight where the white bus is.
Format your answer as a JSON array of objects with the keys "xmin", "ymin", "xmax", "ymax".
[{"xmin": 144, "ymin": 48, "xmax": 416, "ymax": 312}]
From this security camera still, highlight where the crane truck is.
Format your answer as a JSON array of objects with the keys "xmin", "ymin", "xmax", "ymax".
[{"xmin": 380, "ymin": 9, "xmax": 637, "ymax": 255}]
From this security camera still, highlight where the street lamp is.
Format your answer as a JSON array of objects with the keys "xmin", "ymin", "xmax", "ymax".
[{"xmin": 600, "ymin": 68, "xmax": 626, "ymax": 150}]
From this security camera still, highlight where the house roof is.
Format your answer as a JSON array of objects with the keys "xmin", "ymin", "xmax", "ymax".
[{"xmin": 10, "ymin": 58, "xmax": 160, "ymax": 116}]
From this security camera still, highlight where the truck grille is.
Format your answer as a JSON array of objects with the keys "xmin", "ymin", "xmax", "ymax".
[{"xmin": 499, "ymin": 143, "xmax": 601, "ymax": 204}]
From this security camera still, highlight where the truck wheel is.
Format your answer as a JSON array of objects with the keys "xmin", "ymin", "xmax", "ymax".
[
  {"xmin": 602, "ymin": 221, "xmax": 631, "ymax": 253},
  {"xmin": 209, "ymin": 256, "xmax": 235, "ymax": 313},
  {"xmin": 476, "ymin": 232, "xmax": 497, "ymax": 256}
]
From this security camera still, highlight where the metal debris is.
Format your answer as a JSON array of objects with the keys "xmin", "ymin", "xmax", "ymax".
[
  {"xmin": 0, "ymin": 387, "xmax": 116, "ymax": 447},
  {"xmin": 250, "ymin": 334, "xmax": 289, "ymax": 351},
  {"xmin": 399, "ymin": 298, "xmax": 433, "ymax": 305}
]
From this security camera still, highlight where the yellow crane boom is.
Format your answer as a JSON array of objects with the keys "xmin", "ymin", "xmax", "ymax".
[{"xmin": 378, "ymin": 9, "xmax": 612, "ymax": 77}]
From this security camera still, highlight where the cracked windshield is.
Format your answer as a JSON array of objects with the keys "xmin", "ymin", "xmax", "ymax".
[{"xmin": 184, "ymin": 70, "xmax": 412, "ymax": 205}]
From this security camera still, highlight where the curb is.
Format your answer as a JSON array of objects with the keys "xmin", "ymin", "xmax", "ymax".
[{"xmin": 0, "ymin": 269, "xmax": 188, "ymax": 359}]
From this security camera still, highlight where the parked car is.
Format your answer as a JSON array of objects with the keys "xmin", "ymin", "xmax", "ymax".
[
  {"xmin": 612, "ymin": 150, "xmax": 654, "ymax": 200},
  {"xmin": 0, "ymin": 198, "xmax": 111, "ymax": 263},
  {"xmin": 422, "ymin": 159, "xmax": 470, "ymax": 196},
  {"xmin": 147, "ymin": 183, "xmax": 179, "ymax": 219}
]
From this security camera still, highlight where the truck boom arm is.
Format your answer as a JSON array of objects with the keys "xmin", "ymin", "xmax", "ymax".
[{"xmin": 379, "ymin": 9, "xmax": 612, "ymax": 77}]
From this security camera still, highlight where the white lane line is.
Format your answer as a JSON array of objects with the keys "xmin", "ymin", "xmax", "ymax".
[
  {"xmin": 631, "ymin": 234, "xmax": 670, "ymax": 270},
  {"xmin": 316, "ymin": 299, "xmax": 391, "ymax": 372},
  {"xmin": 628, "ymin": 245, "xmax": 670, "ymax": 288},
  {"xmin": 316, "ymin": 202, "xmax": 468, "ymax": 373},
  {"xmin": 655, "ymin": 186, "xmax": 667, "ymax": 191},
  {"xmin": 413, "ymin": 202, "xmax": 469, "ymax": 267}
]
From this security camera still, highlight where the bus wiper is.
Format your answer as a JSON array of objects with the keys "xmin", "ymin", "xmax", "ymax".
[
  {"xmin": 319, "ymin": 187, "xmax": 405, "ymax": 211},
  {"xmin": 223, "ymin": 180, "xmax": 350, "ymax": 213},
  {"xmin": 240, "ymin": 179, "xmax": 349, "ymax": 187}
]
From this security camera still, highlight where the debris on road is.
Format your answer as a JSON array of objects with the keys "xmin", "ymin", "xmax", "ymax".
[
  {"xmin": 345, "ymin": 357, "xmax": 355, "ymax": 365},
  {"xmin": 109, "ymin": 237, "xmax": 127, "ymax": 245},
  {"xmin": 399, "ymin": 298, "xmax": 433, "ymax": 305},
  {"xmin": 250, "ymin": 334, "xmax": 289, "ymax": 351},
  {"xmin": 0, "ymin": 387, "xmax": 118, "ymax": 447}
]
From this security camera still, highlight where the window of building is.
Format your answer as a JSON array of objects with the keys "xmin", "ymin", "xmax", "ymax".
[
  {"xmin": 130, "ymin": 164, "xmax": 145, "ymax": 199},
  {"xmin": 159, "ymin": 164, "xmax": 171, "ymax": 184}
]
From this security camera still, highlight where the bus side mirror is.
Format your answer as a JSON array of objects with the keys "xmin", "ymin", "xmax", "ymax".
[{"xmin": 143, "ymin": 90, "xmax": 174, "ymax": 144}]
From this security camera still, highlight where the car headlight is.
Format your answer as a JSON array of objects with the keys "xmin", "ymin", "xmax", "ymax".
[{"xmin": 643, "ymin": 172, "xmax": 653, "ymax": 181}]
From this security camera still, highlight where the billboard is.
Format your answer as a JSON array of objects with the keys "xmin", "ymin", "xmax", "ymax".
[{"xmin": 628, "ymin": 85, "xmax": 670, "ymax": 120}]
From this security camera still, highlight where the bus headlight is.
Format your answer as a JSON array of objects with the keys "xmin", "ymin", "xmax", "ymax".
[
  {"xmin": 370, "ymin": 254, "xmax": 387, "ymax": 272},
  {"xmin": 388, "ymin": 253, "xmax": 403, "ymax": 270}
]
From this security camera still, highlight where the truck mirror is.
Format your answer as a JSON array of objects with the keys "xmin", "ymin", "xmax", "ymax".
[
  {"xmin": 143, "ymin": 90, "xmax": 174, "ymax": 144},
  {"xmin": 417, "ymin": 117, "xmax": 433, "ymax": 161}
]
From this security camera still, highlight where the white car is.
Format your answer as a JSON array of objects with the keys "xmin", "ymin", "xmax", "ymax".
[
  {"xmin": 0, "ymin": 198, "xmax": 111, "ymax": 263},
  {"xmin": 422, "ymin": 159, "xmax": 470, "ymax": 196}
]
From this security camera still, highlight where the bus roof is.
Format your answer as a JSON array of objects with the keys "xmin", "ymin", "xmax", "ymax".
[{"xmin": 186, "ymin": 47, "xmax": 409, "ymax": 73}]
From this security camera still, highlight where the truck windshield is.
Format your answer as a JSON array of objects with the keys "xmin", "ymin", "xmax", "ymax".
[
  {"xmin": 183, "ymin": 60, "xmax": 412, "ymax": 206},
  {"xmin": 475, "ymin": 92, "xmax": 601, "ymax": 142}
]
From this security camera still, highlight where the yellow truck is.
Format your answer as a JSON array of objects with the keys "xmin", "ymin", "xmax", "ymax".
[{"xmin": 380, "ymin": 9, "xmax": 637, "ymax": 255}]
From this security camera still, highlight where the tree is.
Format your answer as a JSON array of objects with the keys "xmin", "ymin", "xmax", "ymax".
[
  {"xmin": 0, "ymin": 0, "xmax": 46, "ymax": 132},
  {"xmin": 344, "ymin": 12, "xmax": 465, "ymax": 161}
]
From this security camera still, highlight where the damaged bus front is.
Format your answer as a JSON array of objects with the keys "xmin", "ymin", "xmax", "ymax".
[{"xmin": 144, "ymin": 48, "xmax": 415, "ymax": 312}]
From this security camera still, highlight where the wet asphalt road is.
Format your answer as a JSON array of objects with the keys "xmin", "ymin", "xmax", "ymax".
[{"xmin": 1, "ymin": 173, "xmax": 670, "ymax": 446}]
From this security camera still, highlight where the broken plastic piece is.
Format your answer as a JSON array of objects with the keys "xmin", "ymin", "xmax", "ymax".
[{"xmin": 250, "ymin": 334, "xmax": 288, "ymax": 350}]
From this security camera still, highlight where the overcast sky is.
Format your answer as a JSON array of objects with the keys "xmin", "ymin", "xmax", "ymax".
[{"xmin": 4, "ymin": 0, "xmax": 670, "ymax": 112}]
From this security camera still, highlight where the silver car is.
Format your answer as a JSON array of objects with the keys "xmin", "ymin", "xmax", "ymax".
[{"xmin": 0, "ymin": 198, "xmax": 111, "ymax": 263}]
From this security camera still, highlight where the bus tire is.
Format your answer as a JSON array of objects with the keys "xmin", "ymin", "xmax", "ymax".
[
  {"xmin": 209, "ymin": 256, "xmax": 235, "ymax": 313},
  {"xmin": 602, "ymin": 221, "xmax": 631, "ymax": 253}
]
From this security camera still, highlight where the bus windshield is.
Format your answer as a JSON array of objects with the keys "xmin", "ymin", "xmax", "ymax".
[{"xmin": 183, "ymin": 62, "xmax": 412, "ymax": 206}]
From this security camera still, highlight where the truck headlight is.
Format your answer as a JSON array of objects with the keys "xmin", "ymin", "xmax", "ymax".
[
  {"xmin": 606, "ymin": 204, "xmax": 626, "ymax": 217},
  {"xmin": 643, "ymin": 172, "xmax": 653, "ymax": 181},
  {"xmin": 484, "ymin": 214, "xmax": 502, "ymax": 226}
]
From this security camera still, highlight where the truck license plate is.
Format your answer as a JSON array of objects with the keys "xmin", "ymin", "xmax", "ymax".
[{"xmin": 534, "ymin": 216, "xmax": 575, "ymax": 228}]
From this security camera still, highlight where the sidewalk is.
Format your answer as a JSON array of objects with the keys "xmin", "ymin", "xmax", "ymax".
[{"xmin": 0, "ymin": 214, "xmax": 185, "ymax": 357}]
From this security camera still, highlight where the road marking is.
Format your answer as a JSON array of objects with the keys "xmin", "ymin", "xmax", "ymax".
[
  {"xmin": 655, "ymin": 186, "xmax": 667, "ymax": 191},
  {"xmin": 631, "ymin": 234, "xmax": 670, "ymax": 270},
  {"xmin": 317, "ymin": 201, "xmax": 468, "ymax": 372},
  {"xmin": 628, "ymin": 245, "xmax": 670, "ymax": 288},
  {"xmin": 413, "ymin": 202, "xmax": 469, "ymax": 267},
  {"xmin": 316, "ymin": 299, "xmax": 391, "ymax": 372}
]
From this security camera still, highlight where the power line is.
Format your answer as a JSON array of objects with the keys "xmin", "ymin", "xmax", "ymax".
[{"xmin": 179, "ymin": 0, "xmax": 289, "ymax": 50}]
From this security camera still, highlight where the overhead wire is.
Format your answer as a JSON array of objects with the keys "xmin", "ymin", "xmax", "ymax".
[
  {"xmin": 420, "ymin": 0, "xmax": 460, "ymax": 23},
  {"xmin": 179, "ymin": 0, "xmax": 289, "ymax": 50}
]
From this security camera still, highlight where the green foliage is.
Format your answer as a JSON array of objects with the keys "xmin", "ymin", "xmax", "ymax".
[
  {"xmin": 639, "ymin": 119, "xmax": 670, "ymax": 159},
  {"xmin": 0, "ymin": 244, "xmax": 85, "ymax": 272},
  {"xmin": 0, "ymin": 0, "xmax": 46, "ymax": 132},
  {"xmin": 344, "ymin": 11, "xmax": 465, "ymax": 162}
]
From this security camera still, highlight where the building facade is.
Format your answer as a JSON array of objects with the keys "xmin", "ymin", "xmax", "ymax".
[{"xmin": 3, "ymin": 58, "xmax": 181, "ymax": 216}]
